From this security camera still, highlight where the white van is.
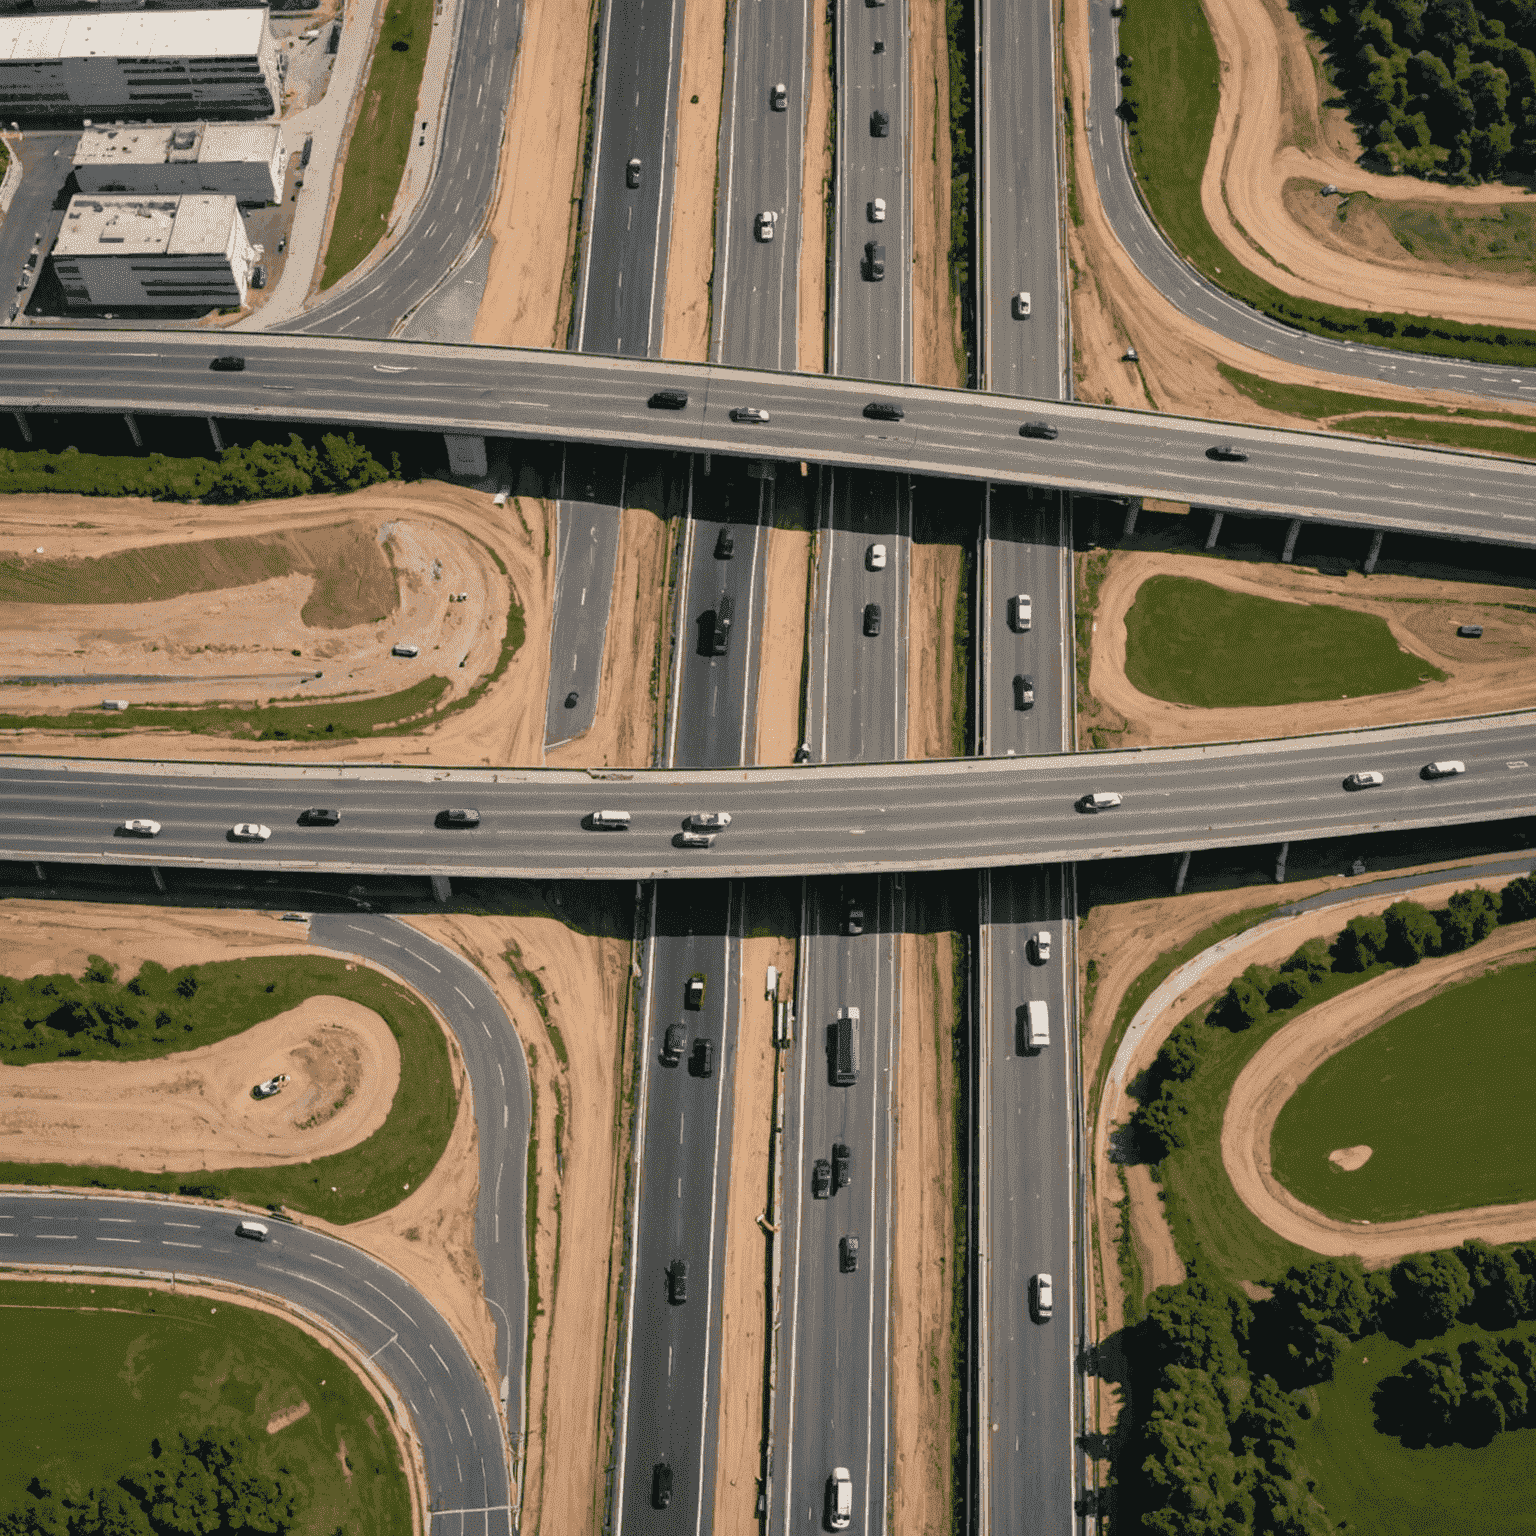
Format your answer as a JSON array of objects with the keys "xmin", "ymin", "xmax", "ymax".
[
  {"xmin": 1031, "ymin": 1271, "xmax": 1054, "ymax": 1321},
  {"xmin": 1011, "ymin": 593, "xmax": 1032, "ymax": 632},
  {"xmin": 1025, "ymin": 1000, "xmax": 1050, "ymax": 1051},
  {"xmin": 827, "ymin": 1468, "xmax": 853, "ymax": 1530},
  {"xmin": 1424, "ymin": 760, "xmax": 1466, "ymax": 779},
  {"xmin": 590, "ymin": 809, "xmax": 631, "ymax": 830},
  {"xmin": 235, "ymin": 1220, "xmax": 269, "ymax": 1242}
]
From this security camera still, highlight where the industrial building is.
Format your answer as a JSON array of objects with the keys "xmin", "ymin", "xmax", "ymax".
[
  {"xmin": 73, "ymin": 122, "xmax": 284, "ymax": 203},
  {"xmin": 50, "ymin": 193, "xmax": 260, "ymax": 309},
  {"xmin": 0, "ymin": 9, "xmax": 279, "ymax": 121}
]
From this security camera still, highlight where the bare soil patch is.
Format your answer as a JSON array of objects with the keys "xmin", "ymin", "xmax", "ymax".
[
  {"xmin": 1123, "ymin": 1162, "xmax": 1184, "ymax": 1297},
  {"xmin": 473, "ymin": 0, "xmax": 597, "ymax": 346},
  {"xmin": 710, "ymin": 935, "xmax": 793, "ymax": 1534},
  {"xmin": 1086, "ymin": 549, "xmax": 1536, "ymax": 747},
  {"xmin": 547, "ymin": 504, "xmax": 673, "ymax": 768},
  {"xmin": 905, "ymin": 542, "xmax": 963, "ymax": 759},
  {"xmin": 1223, "ymin": 920, "xmax": 1536, "ymax": 1262},
  {"xmin": 1329, "ymin": 1145, "xmax": 1372, "ymax": 1171},
  {"xmin": 909, "ymin": 0, "xmax": 963, "ymax": 387},
  {"xmin": 661, "ymin": 0, "xmax": 726, "ymax": 361},
  {"xmin": 752, "ymin": 525, "xmax": 811, "ymax": 764},
  {"xmin": 797, "ymin": 0, "xmax": 832, "ymax": 375},
  {"xmin": 266, "ymin": 1401, "xmax": 312, "ymax": 1434},
  {"xmin": 404, "ymin": 910, "xmax": 635, "ymax": 1536}
]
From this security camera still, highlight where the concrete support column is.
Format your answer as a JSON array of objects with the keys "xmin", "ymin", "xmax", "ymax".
[
  {"xmin": 12, "ymin": 410, "xmax": 31, "ymax": 443},
  {"xmin": 430, "ymin": 873, "xmax": 452, "ymax": 904},
  {"xmin": 1281, "ymin": 519, "xmax": 1301, "ymax": 563},
  {"xmin": 123, "ymin": 412, "xmax": 143, "ymax": 448},
  {"xmin": 1363, "ymin": 529, "xmax": 1384, "ymax": 574},
  {"xmin": 1121, "ymin": 497, "xmax": 1141, "ymax": 539},
  {"xmin": 1204, "ymin": 511, "xmax": 1224, "ymax": 550},
  {"xmin": 1274, "ymin": 842, "xmax": 1290, "ymax": 883},
  {"xmin": 33, "ymin": 862, "xmax": 44, "ymax": 882},
  {"xmin": 207, "ymin": 416, "xmax": 224, "ymax": 451},
  {"xmin": 1173, "ymin": 851, "xmax": 1192, "ymax": 894},
  {"xmin": 443, "ymin": 433, "xmax": 488, "ymax": 478},
  {"xmin": 151, "ymin": 866, "xmax": 166, "ymax": 893}
]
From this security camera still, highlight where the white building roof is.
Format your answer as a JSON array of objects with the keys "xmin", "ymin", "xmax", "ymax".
[
  {"xmin": 0, "ymin": 9, "xmax": 268, "ymax": 63},
  {"xmin": 75, "ymin": 122, "xmax": 278, "ymax": 169},
  {"xmin": 54, "ymin": 193, "xmax": 239, "ymax": 257}
]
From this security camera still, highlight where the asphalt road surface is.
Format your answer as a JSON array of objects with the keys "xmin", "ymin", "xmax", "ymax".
[
  {"xmin": 0, "ymin": 1189, "xmax": 510, "ymax": 1532},
  {"xmin": 770, "ymin": 878, "xmax": 898, "ymax": 1536},
  {"xmin": 7, "ymin": 333, "xmax": 1534, "ymax": 542}
]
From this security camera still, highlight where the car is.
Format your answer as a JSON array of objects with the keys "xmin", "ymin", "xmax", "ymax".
[
  {"xmin": 119, "ymin": 819, "xmax": 161, "ymax": 836},
  {"xmin": 794, "ymin": 742, "xmax": 812, "ymax": 763},
  {"xmin": 210, "ymin": 355, "xmax": 245, "ymax": 371},
  {"xmin": 685, "ymin": 973, "xmax": 706, "ymax": 1009},
  {"xmin": 667, "ymin": 1258, "xmax": 688, "ymax": 1304},
  {"xmin": 827, "ymin": 1468, "xmax": 853, "ymax": 1531},
  {"xmin": 253, "ymin": 1073, "xmax": 289, "ymax": 1099},
  {"xmin": 692, "ymin": 1037, "xmax": 714, "ymax": 1077},
  {"xmin": 868, "ymin": 543, "xmax": 887, "ymax": 571},
  {"xmin": 1423, "ymin": 760, "xmax": 1466, "ymax": 779},
  {"xmin": 299, "ymin": 808, "xmax": 341, "ymax": 825},
  {"xmin": 1013, "ymin": 674, "xmax": 1034, "ymax": 710},
  {"xmin": 868, "ymin": 196, "xmax": 886, "ymax": 222},
  {"xmin": 1030, "ymin": 1271, "xmax": 1054, "ymax": 1322},
  {"xmin": 1207, "ymin": 444, "xmax": 1249, "ymax": 462},
  {"xmin": 1077, "ymin": 791, "xmax": 1122, "ymax": 812},
  {"xmin": 1457, "ymin": 624, "xmax": 1484, "ymax": 638},
  {"xmin": 652, "ymin": 1461, "xmax": 673, "ymax": 1510},
  {"xmin": 870, "ymin": 109, "xmax": 889, "ymax": 136},
  {"xmin": 770, "ymin": 81, "xmax": 788, "ymax": 110},
  {"xmin": 755, "ymin": 209, "xmax": 777, "ymax": 241},
  {"xmin": 730, "ymin": 405, "xmax": 770, "ymax": 423},
  {"xmin": 492, "ymin": 490, "xmax": 509, "ymax": 507},
  {"xmin": 1013, "ymin": 290, "xmax": 1031, "ymax": 318},
  {"xmin": 812, "ymin": 1159, "xmax": 832, "ymax": 1198},
  {"xmin": 391, "ymin": 643, "xmax": 420, "ymax": 657},
  {"xmin": 1011, "ymin": 593, "xmax": 1032, "ymax": 632},
  {"xmin": 864, "ymin": 240, "xmax": 885, "ymax": 280},
  {"xmin": 649, "ymin": 388, "xmax": 689, "ymax": 410},
  {"xmin": 565, "ymin": 689, "xmax": 580, "ymax": 708},
  {"xmin": 688, "ymin": 811, "xmax": 732, "ymax": 829},
  {"xmin": 439, "ymin": 807, "xmax": 481, "ymax": 827},
  {"xmin": 714, "ymin": 527, "xmax": 734, "ymax": 558},
  {"xmin": 832, "ymin": 1142, "xmax": 851, "ymax": 1191},
  {"xmin": 675, "ymin": 830, "xmax": 715, "ymax": 848},
  {"xmin": 840, "ymin": 1235, "xmax": 860, "ymax": 1273},
  {"xmin": 846, "ymin": 904, "xmax": 865, "ymax": 936},
  {"xmin": 863, "ymin": 602, "xmax": 882, "ymax": 637},
  {"xmin": 863, "ymin": 401, "xmax": 904, "ymax": 421},
  {"xmin": 626, "ymin": 157, "xmax": 642, "ymax": 188},
  {"xmin": 276, "ymin": 235, "xmax": 287, "ymax": 253},
  {"xmin": 1344, "ymin": 771, "xmax": 1384, "ymax": 790},
  {"xmin": 1020, "ymin": 420, "xmax": 1059, "ymax": 440},
  {"xmin": 235, "ymin": 1220, "xmax": 270, "ymax": 1241},
  {"xmin": 663, "ymin": 1022, "xmax": 687, "ymax": 1063},
  {"xmin": 1122, "ymin": 345, "xmax": 1139, "ymax": 361},
  {"xmin": 231, "ymin": 823, "xmax": 271, "ymax": 841},
  {"xmin": 1031, "ymin": 929, "xmax": 1052, "ymax": 963},
  {"xmin": 249, "ymin": 264, "xmax": 267, "ymax": 290}
]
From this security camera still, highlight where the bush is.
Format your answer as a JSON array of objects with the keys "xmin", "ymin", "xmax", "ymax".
[
  {"xmin": 1500, "ymin": 874, "xmax": 1536, "ymax": 924},
  {"xmin": 1383, "ymin": 899, "xmax": 1441, "ymax": 965},
  {"xmin": 1211, "ymin": 973, "xmax": 1270, "ymax": 1030},
  {"xmin": 1389, "ymin": 1249, "xmax": 1475, "ymax": 1341},
  {"xmin": 1333, "ymin": 912, "xmax": 1389, "ymax": 971}
]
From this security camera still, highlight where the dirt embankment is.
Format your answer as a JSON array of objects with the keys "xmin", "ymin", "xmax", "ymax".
[
  {"xmin": 0, "ymin": 483, "xmax": 555, "ymax": 766},
  {"xmin": 797, "ymin": 0, "xmax": 832, "ymax": 374},
  {"xmin": 910, "ymin": 0, "xmax": 963, "ymax": 387},
  {"xmin": 404, "ymin": 909, "xmax": 635, "ymax": 1536},
  {"xmin": 754, "ymin": 524, "xmax": 811, "ymax": 764},
  {"xmin": 1085, "ymin": 549, "xmax": 1536, "ymax": 748},
  {"xmin": 905, "ymin": 542, "xmax": 964, "ymax": 759}
]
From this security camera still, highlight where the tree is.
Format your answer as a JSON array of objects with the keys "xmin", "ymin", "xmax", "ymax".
[
  {"xmin": 1457, "ymin": 1237, "xmax": 1532, "ymax": 1327},
  {"xmin": 1211, "ymin": 976, "xmax": 1268, "ymax": 1030},
  {"xmin": 1379, "ymin": 1349, "xmax": 1465, "ymax": 1440},
  {"xmin": 1273, "ymin": 1255, "xmax": 1379, "ymax": 1338},
  {"xmin": 1333, "ymin": 913, "xmax": 1388, "ymax": 971},
  {"xmin": 1441, "ymin": 886, "xmax": 1499, "ymax": 950},
  {"xmin": 1280, "ymin": 937, "xmax": 1332, "ymax": 983},
  {"xmin": 1136, "ymin": 1082, "xmax": 1192, "ymax": 1158},
  {"xmin": 1139, "ymin": 1366, "xmax": 1254, "ymax": 1536},
  {"xmin": 1501, "ymin": 873, "xmax": 1536, "ymax": 923},
  {"xmin": 1458, "ymin": 1336, "xmax": 1528, "ymax": 1441},
  {"xmin": 1383, "ymin": 900, "xmax": 1441, "ymax": 964},
  {"xmin": 1389, "ymin": 1249, "xmax": 1474, "ymax": 1339}
]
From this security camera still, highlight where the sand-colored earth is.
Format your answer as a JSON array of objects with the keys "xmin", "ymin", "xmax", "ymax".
[
  {"xmin": 1122, "ymin": 1162, "xmax": 1186, "ymax": 1296},
  {"xmin": 711, "ymin": 934, "xmax": 793, "ymax": 1535},
  {"xmin": 1329, "ymin": 1144, "xmax": 1372, "ymax": 1171},
  {"xmin": 404, "ymin": 908, "xmax": 633, "ymax": 1536},
  {"xmin": 1086, "ymin": 548, "xmax": 1536, "ymax": 748},
  {"xmin": 0, "ymin": 996, "xmax": 400, "ymax": 1172},
  {"xmin": 662, "ymin": 0, "xmax": 726, "ymax": 361},
  {"xmin": 0, "ymin": 483, "xmax": 554, "ymax": 766},
  {"xmin": 905, "ymin": 542, "xmax": 964, "ymax": 759},
  {"xmin": 547, "ymin": 504, "xmax": 674, "ymax": 769},
  {"xmin": 1222, "ymin": 922, "xmax": 1536, "ymax": 1262},
  {"xmin": 753, "ymin": 524, "xmax": 811, "ymax": 764},
  {"xmin": 1200, "ymin": 0, "xmax": 1536, "ymax": 329},
  {"xmin": 797, "ymin": 0, "xmax": 832, "ymax": 375},
  {"xmin": 473, "ymin": 0, "xmax": 596, "ymax": 346},
  {"xmin": 910, "ymin": 0, "xmax": 963, "ymax": 388}
]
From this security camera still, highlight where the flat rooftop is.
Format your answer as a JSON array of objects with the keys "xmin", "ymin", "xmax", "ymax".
[
  {"xmin": 0, "ymin": 8, "xmax": 268, "ymax": 62},
  {"xmin": 55, "ymin": 193, "xmax": 238, "ymax": 257},
  {"xmin": 75, "ymin": 121, "xmax": 279, "ymax": 168}
]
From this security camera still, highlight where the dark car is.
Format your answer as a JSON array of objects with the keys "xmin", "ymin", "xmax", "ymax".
[
  {"xmin": 565, "ymin": 689, "xmax": 580, "ymax": 708},
  {"xmin": 1013, "ymin": 673, "xmax": 1035, "ymax": 711},
  {"xmin": 1457, "ymin": 624, "xmax": 1484, "ymax": 638},
  {"xmin": 863, "ymin": 602, "xmax": 882, "ymax": 637},
  {"xmin": 652, "ymin": 1461, "xmax": 673, "ymax": 1510},
  {"xmin": 626, "ymin": 157, "xmax": 642, "ymax": 188},
  {"xmin": 299, "ymin": 807, "xmax": 341, "ymax": 826},
  {"xmin": 863, "ymin": 401, "xmax": 904, "ymax": 421},
  {"xmin": 846, "ymin": 904, "xmax": 865, "ymax": 936},
  {"xmin": 648, "ymin": 388, "xmax": 688, "ymax": 410},
  {"xmin": 812, "ymin": 1158, "xmax": 832, "ymax": 1198},
  {"xmin": 663, "ymin": 1022, "xmax": 686, "ymax": 1064},
  {"xmin": 692, "ymin": 1037, "xmax": 715, "ymax": 1078},
  {"xmin": 715, "ymin": 527, "xmax": 735, "ymax": 559},
  {"xmin": 770, "ymin": 81, "xmax": 788, "ymax": 110},
  {"xmin": 832, "ymin": 1142, "xmax": 851, "ymax": 1191},
  {"xmin": 685, "ymin": 972, "xmax": 706, "ymax": 1009},
  {"xmin": 870, "ymin": 109, "xmax": 889, "ymax": 137},
  {"xmin": 730, "ymin": 405, "xmax": 770, "ymax": 423},
  {"xmin": 840, "ymin": 1235, "xmax": 860, "ymax": 1273},
  {"xmin": 437, "ymin": 807, "xmax": 481, "ymax": 827},
  {"xmin": 864, "ymin": 240, "xmax": 885, "ymax": 280},
  {"xmin": 1020, "ymin": 420, "xmax": 1059, "ymax": 440},
  {"xmin": 667, "ymin": 1258, "xmax": 688, "ymax": 1304},
  {"xmin": 210, "ymin": 355, "xmax": 245, "ymax": 371},
  {"xmin": 1207, "ymin": 444, "xmax": 1248, "ymax": 462}
]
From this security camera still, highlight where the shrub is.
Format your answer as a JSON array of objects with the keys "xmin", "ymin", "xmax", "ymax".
[
  {"xmin": 1333, "ymin": 912, "xmax": 1389, "ymax": 971},
  {"xmin": 1500, "ymin": 874, "xmax": 1536, "ymax": 924},
  {"xmin": 1383, "ymin": 900, "xmax": 1441, "ymax": 965},
  {"xmin": 1442, "ymin": 886, "xmax": 1501, "ymax": 951}
]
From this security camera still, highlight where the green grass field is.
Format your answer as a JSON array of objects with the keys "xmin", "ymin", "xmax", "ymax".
[
  {"xmin": 0, "ymin": 1279, "xmax": 411, "ymax": 1534},
  {"xmin": 1122, "ymin": 575, "xmax": 1443, "ymax": 708},
  {"xmin": 1271, "ymin": 958, "xmax": 1536, "ymax": 1222},
  {"xmin": 1295, "ymin": 1323, "xmax": 1536, "ymax": 1535}
]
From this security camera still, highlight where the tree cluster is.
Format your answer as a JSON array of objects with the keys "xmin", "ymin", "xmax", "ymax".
[
  {"xmin": 1379, "ymin": 1331, "xmax": 1536, "ymax": 1444},
  {"xmin": 1296, "ymin": 0, "xmax": 1536, "ymax": 180},
  {"xmin": 0, "ymin": 1430, "xmax": 297, "ymax": 1536}
]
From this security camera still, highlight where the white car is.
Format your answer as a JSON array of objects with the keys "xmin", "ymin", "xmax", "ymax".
[
  {"xmin": 1031, "ymin": 930, "xmax": 1052, "ymax": 963},
  {"xmin": 755, "ymin": 209, "xmax": 777, "ymax": 241},
  {"xmin": 1014, "ymin": 290, "xmax": 1032, "ymax": 318},
  {"xmin": 1344, "ymin": 770, "xmax": 1384, "ymax": 790},
  {"xmin": 1011, "ymin": 593, "xmax": 1032, "ymax": 632},
  {"xmin": 253, "ymin": 1073, "xmax": 290, "ymax": 1099},
  {"xmin": 1031, "ymin": 1271, "xmax": 1054, "ymax": 1321},
  {"xmin": 231, "ymin": 823, "xmax": 272, "ymax": 841},
  {"xmin": 120, "ymin": 819, "xmax": 161, "ymax": 837},
  {"xmin": 868, "ymin": 543, "xmax": 887, "ymax": 571},
  {"xmin": 688, "ymin": 812, "xmax": 732, "ymax": 830},
  {"xmin": 827, "ymin": 1468, "xmax": 853, "ymax": 1531},
  {"xmin": 676, "ymin": 830, "xmax": 715, "ymax": 849},
  {"xmin": 391, "ymin": 642, "xmax": 420, "ymax": 658},
  {"xmin": 1424, "ymin": 760, "xmax": 1466, "ymax": 779},
  {"xmin": 1079, "ymin": 792, "xmax": 1122, "ymax": 812},
  {"xmin": 868, "ymin": 196, "xmax": 886, "ymax": 222}
]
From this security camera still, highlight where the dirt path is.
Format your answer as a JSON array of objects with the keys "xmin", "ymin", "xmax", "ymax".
[
  {"xmin": 1086, "ymin": 549, "xmax": 1536, "ymax": 747},
  {"xmin": 710, "ymin": 935, "xmax": 792, "ymax": 1535},
  {"xmin": 1222, "ymin": 922, "xmax": 1536, "ymax": 1264},
  {"xmin": 473, "ymin": 0, "xmax": 596, "ymax": 346},
  {"xmin": 910, "ymin": 0, "xmax": 963, "ymax": 387},
  {"xmin": 1200, "ymin": 0, "xmax": 1536, "ymax": 329},
  {"xmin": 905, "ymin": 542, "xmax": 963, "ymax": 759},
  {"xmin": 797, "ymin": 1, "xmax": 832, "ymax": 374},
  {"xmin": 405, "ymin": 909, "xmax": 634, "ymax": 1536},
  {"xmin": 753, "ymin": 525, "xmax": 811, "ymax": 764},
  {"xmin": 1122, "ymin": 1163, "xmax": 1184, "ymax": 1296}
]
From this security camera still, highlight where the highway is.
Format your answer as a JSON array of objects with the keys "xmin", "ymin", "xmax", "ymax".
[
  {"xmin": 6, "ymin": 333, "xmax": 1534, "ymax": 542},
  {"xmin": 0, "ymin": 1188, "xmax": 511, "ymax": 1532}
]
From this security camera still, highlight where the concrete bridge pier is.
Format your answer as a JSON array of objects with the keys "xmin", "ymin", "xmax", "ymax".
[
  {"xmin": 1173, "ymin": 851, "xmax": 1192, "ymax": 894},
  {"xmin": 1280, "ymin": 519, "xmax": 1301, "ymax": 563},
  {"xmin": 12, "ymin": 410, "xmax": 31, "ymax": 443},
  {"xmin": 431, "ymin": 874, "xmax": 452, "ymax": 903},
  {"xmin": 444, "ymin": 434, "xmax": 488, "ymax": 478},
  {"xmin": 1204, "ymin": 511, "xmax": 1224, "ymax": 550},
  {"xmin": 1363, "ymin": 530, "xmax": 1384, "ymax": 574},
  {"xmin": 151, "ymin": 867, "xmax": 166, "ymax": 893},
  {"xmin": 207, "ymin": 416, "xmax": 224, "ymax": 451},
  {"xmin": 123, "ymin": 412, "xmax": 143, "ymax": 448},
  {"xmin": 1274, "ymin": 842, "xmax": 1290, "ymax": 883},
  {"xmin": 1121, "ymin": 497, "xmax": 1141, "ymax": 539}
]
